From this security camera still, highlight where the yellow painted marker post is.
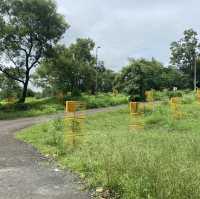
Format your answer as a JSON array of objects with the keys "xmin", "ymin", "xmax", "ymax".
[
  {"xmin": 7, "ymin": 96, "xmax": 16, "ymax": 103},
  {"xmin": 129, "ymin": 102, "xmax": 144, "ymax": 130},
  {"xmin": 145, "ymin": 90, "xmax": 154, "ymax": 112},
  {"xmin": 65, "ymin": 101, "xmax": 85, "ymax": 146},
  {"xmin": 130, "ymin": 102, "xmax": 138, "ymax": 114},
  {"xmin": 197, "ymin": 88, "xmax": 200, "ymax": 103},
  {"xmin": 170, "ymin": 97, "xmax": 182, "ymax": 120},
  {"xmin": 112, "ymin": 88, "xmax": 119, "ymax": 96},
  {"xmin": 57, "ymin": 92, "xmax": 64, "ymax": 103}
]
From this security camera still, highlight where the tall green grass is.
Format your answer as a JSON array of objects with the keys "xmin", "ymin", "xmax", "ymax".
[
  {"xmin": 0, "ymin": 93, "xmax": 128, "ymax": 120},
  {"xmin": 17, "ymin": 96, "xmax": 200, "ymax": 199}
]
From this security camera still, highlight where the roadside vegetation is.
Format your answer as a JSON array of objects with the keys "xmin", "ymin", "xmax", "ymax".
[
  {"xmin": 1, "ymin": 0, "xmax": 200, "ymax": 199},
  {"xmin": 0, "ymin": 89, "xmax": 190, "ymax": 120},
  {"xmin": 17, "ymin": 92, "xmax": 200, "ymax": 199},
  {"xmin": 0, "ymin": 93, "xmax": 128, "ymax": 120}
]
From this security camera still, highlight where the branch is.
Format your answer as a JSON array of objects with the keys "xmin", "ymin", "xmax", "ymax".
[
  {"xmin": 29, "ymin": 48, "xmax": 42, "ymax": 70},
  {"xmin": 25, "ymin": 35, "xmax": 34, "ymax": 71},
  {"xmin": 5, "ymin": 51, "xmax": 24, "ymax": 79},
  {"xmin": 7, "ymin": 53, "xmax": 18, "ymax": 67},
  {"xmin": 28, "ymin": 34, "xmax": 33, "ymax": 56},
  {"xmin": 0, "ymin": 64, "xmax": 25, "ymax": 84},
  {"xmin": 20, "ymin": 47, "xmax": 28, "ymax": 56}
]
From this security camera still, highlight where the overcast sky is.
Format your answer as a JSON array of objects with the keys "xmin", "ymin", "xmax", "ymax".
[{"xmin": 56, "ymin": 0, "xmax": 200, "ymax": 71}]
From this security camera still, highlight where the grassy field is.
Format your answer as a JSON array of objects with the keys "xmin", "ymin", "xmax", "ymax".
[
  {"xmin": 0, "ymin": 93, "xmax": 128, "ymax": 120},
  {"xmin": 17, "ymin": 93, "xmax": 200, "ymax": 199}
]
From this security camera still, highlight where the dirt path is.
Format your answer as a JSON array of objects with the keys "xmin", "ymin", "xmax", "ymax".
[{"xmin": 0, "ymin": 105, "xmax": 126, "ymax": 199}]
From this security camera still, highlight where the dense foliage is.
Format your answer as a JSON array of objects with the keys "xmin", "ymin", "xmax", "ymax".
[
  {"xmin": 114, "ymin": 58, "xmax": 187, "ymax": 100},
  {"xmin": 170, "ymin": 29, "xmax": 200, "ymax": 89},
  {"xmin": 0, "ymin": 73, "xmax": 21, "ymax": 100},
  {"xmin": 35, "ymin": 39, "xmax": 116, "ymax": 96},
  {"xmin": 0, "ymin": 0, "xmax": 68, "ymax": 102}
]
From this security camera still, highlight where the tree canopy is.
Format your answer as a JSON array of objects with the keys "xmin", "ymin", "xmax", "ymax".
[
  {"xmin": 114, "ymin": 58, "xmax": 186, "ymax": 100},
  {"xmin": 35, "ymin": 39, "xmax": 96, "ymax": 96},
  {"xmin": 0, "ymin": 73, "xmax": 21, "ymax": 100},
  {"xmin": 170, "ymin": 29, "xmax": 200, "ymax": 88},
  {"xmin": 0, "ymin": 0, "xmax": 68, "ymax": 102}
]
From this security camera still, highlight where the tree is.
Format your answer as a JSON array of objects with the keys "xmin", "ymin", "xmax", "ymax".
[
  {"xmin": 170, "ymin": 29, "xmax": 200, "ymax": 88},
  {"xmin": 115, "ymin": 59, "xmax": 145, "ymax": 100},
  {"xmin": 95, "ymin": 61, "xmax": 116, "ymax": 92},
  {"xmin": 0, "ymin": 73, "xmax": 21, "ymax": 100},
  {"xmin": 35, "ymin": 38, "xmax": 97, "ymax": 96},
  {"xmin": 161, "ymin": 66, "xmax": 190, "ymax": 89},
  {"xmin": 99, "ymin": 69, "xmax": 116, "ymax": 92},
  {"xmin": 115, "ymin": 58, "xmax": 186, "ymax": 100},
  {"xmin": 0, "ymin": 0, "xmax": 68, "ymax": 102}
]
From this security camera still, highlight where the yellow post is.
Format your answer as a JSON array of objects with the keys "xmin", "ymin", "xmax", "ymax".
[
  {"xmin": 129, "ymin": 102, "xmax": 144, "ymax": 130},
  {"xmin": 65, "ymin": 101, "xmax": 86, "ymax": 146},
  {"xmin": 129, "ymin": 102, "xmax": 138, "ymax": 114},
  {"xmin": 66, "ymin": 101, "xmax": 77, "ymax": 113},
  {"xmin": 145, "ymin": 90, "xmax": 154, "ymax": 112},
  {"xmin": 57, "ymin": 92, "xmax": 64, "ymax": 103},
  {"xmin": 6, "ymin": 97, "xmax": 16, "ymax": 103},
  {"xmin": 197, "ymin": 88, "xmax": 200, "ymax": 103},
  {"xmin": 145, "ymin": 90, "xmax": 154, "ymax": 102},
  {"xmin": 112, "ymin": 88, "xmax": 118, "ymax": 96},
  {"xmin": 170, "ymin": 97, "xmax": 182, "ymax": 120}
]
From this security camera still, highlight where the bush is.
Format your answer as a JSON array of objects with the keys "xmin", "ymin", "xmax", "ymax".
[
  {"xmin": 128, "ymin": 95, "xmax": 144, "ymax": 102},
  {"xmin": 154, "ymin": 90, "xmax": 169, "ymax": 101},
  {"xmin": 182, "ymin": 95, "xmax": 195, "ymax": 104},
  {"xmin": 14, "ymin": 103, "xmax": 30, "ymax": 111},
  {"xmin": 26, "ymin": 89, "xmax": 36, "ymax": 97},
  {"xmin": 0, "ymin": 93, "xmax": 128, "ymax": 120},
  {"xmin": 71, "ymin": 88, "xmax": 82, "ymax": 97},
  {"xmin": 168, "ymin": 91, "xmax": 183, "ymax": 98}
]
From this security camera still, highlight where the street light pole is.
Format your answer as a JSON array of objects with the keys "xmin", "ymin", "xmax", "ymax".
[
  {"xmin": 95, "ymin": 46, "xmax": 101, "ymax": 93},
  {"xmin": 194, "ymin": 54, "xmax": 197, "ymax": 91}
]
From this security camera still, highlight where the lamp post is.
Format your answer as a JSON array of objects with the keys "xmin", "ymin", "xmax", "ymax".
[
  {"xmin": 194, "ymin": 54, "xmax": 197, "ymax": 91},
  {"xmin": 95, "ymin": 46, "xmax": 101, "ymax": 93}
]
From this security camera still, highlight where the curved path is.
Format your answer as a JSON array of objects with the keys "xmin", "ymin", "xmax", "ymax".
[{"xmin": 0, "ymin": 105, "xmax": 126, "ymax": 199}]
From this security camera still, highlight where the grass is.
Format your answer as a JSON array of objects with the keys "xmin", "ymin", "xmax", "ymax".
[
  {"xmin": 17, "ymin": 93, "xmax": 200, "ymax": 199},
  {"xmin": 0, "ymin": 93, "xmax": 128, "ymax": 120},
  {"xmin": 0, "ymin": 97, "xmax": 63, "ymax": 120}
]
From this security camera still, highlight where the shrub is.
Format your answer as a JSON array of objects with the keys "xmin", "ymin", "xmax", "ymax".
[
  {"xmin": 181, "ymin": 94, "xmax": 195, "ymax": 104},
  {"xmin": 14, "ymin": 103, "xmax": 30, "ymax": 111},
  {"xmin": 168, "ymin": 91, "xmax": 183, "ymax": 98},
  {"xmin": 128, "ymin": 95, "xmax": 144, "ymax": 102}
]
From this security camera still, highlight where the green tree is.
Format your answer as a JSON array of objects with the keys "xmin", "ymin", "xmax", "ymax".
[
  {"xmin": 115, "ymin": 58, "xmax": 185, "ymax": 101},
  {"xmin": 0, "ymin": 0, "xmax": 68, "ymax": 102},
  {"xmin": 99, "ymin": 69, "xmax": 116, "ymax": 92},
  {"xmin": 196, "ymin": 59, "xmax": 200, "ymax": 87},
  {"xmin": 170, "ymin": 29, "xmax": 200, "ymax": 88},
  {"xmin": 95, "ymin": 61, "xmax": 116, "ymax": 92},
  {"xmin": 35, "ymin": 38, "xmax": 96, "ymax": 96},
  {"xmin": 115, "ymin": 59, "xmax": 145, "ymax": 100},
  {"xmin": 161, "ymin": 66, "xmax": 190, "ymax": 89},
  {"xmin": 0, "ymin": 73, "xmax": 21, "ymax": 100}
]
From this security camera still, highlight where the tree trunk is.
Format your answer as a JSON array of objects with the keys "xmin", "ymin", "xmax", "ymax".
[
  {"xmin": 91, "ymin": 84, "xmax": 96, "ymax": 95},
  {"xmin": 18, "ymin": 73, "xmax": 29, "ymax": 103}
]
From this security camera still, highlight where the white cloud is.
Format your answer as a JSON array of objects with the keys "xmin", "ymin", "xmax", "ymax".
[{"xmin": 56, "ymin": 0, "xmax": 200, "ymax": 71}]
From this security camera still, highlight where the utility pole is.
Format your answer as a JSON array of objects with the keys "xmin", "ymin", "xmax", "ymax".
[
  {"xmin": 95, "ymin": 46, "xmax": 101, "ymax": 93},
  {"xmin": 194, "ymin": 54, "xmax": 197, "ymax": 91}
]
